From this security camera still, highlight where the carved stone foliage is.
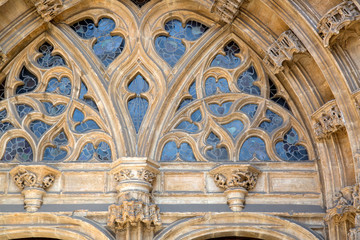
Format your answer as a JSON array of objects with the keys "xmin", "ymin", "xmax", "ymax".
[
  {"xmin": 312, "ymin": 101, "xmax": 345, "ymax": 139},
  {"xmin": 108, "ymin": 158, "xmax": 161, "ymax": 231},
  {"xmin": 263, "ymin": 30, "xmax": 307, "ymax": 74},
  {"xmin": 30, "ymin": 0, "xmax": 63, "ymax": 22},
  {"xmin": 317, "ymin": 1, "xmax": 360, "ymax": 47},
  {"xmin": 210, "ymin": 164, "xmax": 261, "ymax": 211},
  {"xmin": 211, "ymin": 0, "xmax": 245, "ymax": 24},
  {"xmin": 0, "ymin": 47, "xmax": 7, "ymax": 67},
  {"xmin": 9, "ymin": 165, "xmax": 60, "ymax": 212}
]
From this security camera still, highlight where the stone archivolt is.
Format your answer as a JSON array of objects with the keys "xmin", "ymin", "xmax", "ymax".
[
  {"xmin": 312, "ymin": 101, "xmax": 345, "ymax": 139},
  {"xmin": 263, "ymin": 30, "xmax": 307, "ymax": 74},
  {"xmin": 30, "ymin": 0, "xmax": 63, "ymax": 22},
  {"xmin": 211, "ymin": 0, "xmax": 245, "ymax": 24},
  {"xmin": 317, "ymin": 0, "xmax": 360, "ymax": 47}
]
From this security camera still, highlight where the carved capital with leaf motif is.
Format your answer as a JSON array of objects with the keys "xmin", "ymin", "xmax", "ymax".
[
  {"xmin": 211, "ymin": 0, "xmax": 245, "ymax": 24},
  {"xmin": 30, "ymin": 0, "xmax": 63, "ymax": 22}
]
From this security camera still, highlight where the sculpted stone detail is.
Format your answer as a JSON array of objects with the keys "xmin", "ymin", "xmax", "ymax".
[
  {"xmin": 263, "ymin": 30, "xmax": 307, "ymax": 74},
  {"xmin": 317, "ymin": 1, "xmax": 360, "ymax": 47},
  {"xmin": 0, "ymin": 47, "xmax": 7, "ymax": 67},
  {"xmin": 210, "ymin": 165, "xmax": 261, "ymax": 212},
  {"xmin": 312, "ymin": 102, "xmax": 345, "ymax": 139},
  {"xmin": 30, "ymin": 0, "xmax": 63, "ymax": 22},
  {"xmin": 211, "ymin": 0, "xmax": 245, "ymax": 24},
  {"xmin": 114, "ymin": 168, "xmax": 156, "ymax": 184},
  {"xmin": 9, "ymin": 165, "xmax": 60, "ymax": 212}
]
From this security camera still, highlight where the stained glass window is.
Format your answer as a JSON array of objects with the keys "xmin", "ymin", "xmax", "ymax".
[
  {"xmin": 42, "ymin": 102, "xmax": 66, "ymax": 116},
  {"xmin": 1, "ymin": 137, "xmax": 33, "ymax": 162},
  {"xmin": 131, "ymin": 0, "xmax": 150, "ymax": 8},
  {"xmin": 46, "ymin": 77, "xmax": 71, "ymax": 96},
  {"xmin": 237, "ymin": 66, "xmax": 260, "ymax": 95},
  {"xmin": 259, "ymin": 110, "xmax": 283, "ymax": 133},
  {"xmin": 269, "ymin": 78, "xmax": 291, "ymax": 111},
  {"xmin": 73, "ymin": 109, "xmax": 100, "ymax": 133},
  {"xmin": 37, "ymin": 42, "xmax": 66, "ymax": 68},
  {"xmin": 0, "ymin": 78, "xmax": 5, "ymax": 100},
  {"xmin": 208, "ymin": 102, "xmax": 232, "ymax": 116},
  {"xmin": 16, "ymin": 67, "xmax": 38, "ymax": 95},
  {"xmin": 239, "ymin": 137, "xmax": 270, "ymax": 161},
  {"xmin": 222, "ymin": 120, "xmax": 244, "ymax": 138},
  {"xmin": 205, "ymin": 77, "xmax": 230, "ymax": 96},
  {"xmin": 16, "ymin": 104, "xmax": 34, "ymax": 118},
  {"xmin": 155, "ymin": 19, "xmax": 208, "ymax": 67},
  {"xmin": 43, "ymin": 131, "xmax": 68, "ymax": 161},
  {"xmin": 71, "ymin": 18, "xmax": 125, "ymax": 67},
  {"xmin": 175, "ymin": 109, "xmax": 202, "ymax": 133},
  {"xmin": 161, "ymin": 141, "xmax": 196, "ymax": 161},
  {"xmin": 240, "ymin": 104, "xmax": 258, "ymax": 119},
  {"xmin": 211, "ymin": 41, "xmax": 241, "ymax": 69},
  {"xmin": 79, "ymin": 81, "xmax": 98, "ymax": 111},
  {"xmin": 30, "ymin": 120, "xmax": 51, "ymax": 138},
  {"xmin": 276, "ymin": 128, "xmax": 309, "ymax": 161},
  {"xmin": 0, "ymin": 109, "xmax": 13, "ymax": 134},
  {"xmin": 205, "ymin": 132, "xmax": 228, "ymax": 161},
  {"xmin": 127, "ymin": 75, "xmax": 149, "ymax": 133},
  {"xmin": 178, "ymin": 81, "xmax": 197, "ymax": 110},
  {"xmin": 78, "ymin": 142, "xmax": 111, "ymax": 161}
]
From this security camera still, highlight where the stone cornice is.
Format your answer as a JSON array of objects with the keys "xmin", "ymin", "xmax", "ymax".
[
  {"xmin": 263, "ymin": 30, "xmax": 307, "ymax": 74},
  {"xmin": 317, "ymin": 0, "xmax": 360, "ymax": 47}
]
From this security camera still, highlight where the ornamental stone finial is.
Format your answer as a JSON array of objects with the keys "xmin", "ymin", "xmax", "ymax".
[
  {"xmin": 10, "ymin": 165, "xmax": 60, "ymax": 212},
  {"xmin": 29, "ymin": 0, "xmax": 63, "ymax": 22},
  {"xmin": 210, "ymin": 164, "xmax": 260, "ymax": 212},
  {"xmin": 211, "ymin": 0, "xmax": 245, "ymax": 24},
  {"xmin": 108, "ymin": 157, "xmax": 161, "ymax": 237}
]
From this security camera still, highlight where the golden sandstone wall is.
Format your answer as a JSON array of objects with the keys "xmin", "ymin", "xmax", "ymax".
[{"xmin": 0, "ymin": 0, "xmax": 359, "ymax": 240}]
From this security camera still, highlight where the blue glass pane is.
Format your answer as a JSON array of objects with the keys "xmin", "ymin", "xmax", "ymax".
[
  {"xmin": 78, "ymin": 143, "xmax": 95, "ymax": 161},
  {"xmin": 16, "ymin": 104, "xmax": 34, "ymax": 118},
  {"xmin": 16, "ymin": 67, "xmax": 38, "ymax": 95},
  {"xmin": 240, "ymin": 104, "xmax": 258, "ymax": 119},
  {"xmin": 128, "ymin": 97, "xmax": 148, "ymax": 133},
  {"xmin": 239, "ymin": 137, "xmax": 270, "ymax": 161},
  {"xmin": 96, "ymin": 142, "xmax": 112, "ymax": 161},
  {"xmin": 29, "ymin": 120, "xmax": 51, "ymax": 138},
  {"xmin": 72, "ymin": 18, "xmax": 125, "ymax": 67},
  {"xmin": 165, "ymin": 20, "xmax": 208, "ymax": 41},
  {"xmin": 222, "ymin": 120, "xmax": 244, "ymax": 138},
  {"xmin": 73, "ymin": 109, "xmax": 100, "ymax": 133},
  {"xmin": 205, "ymin": 77, "xmax": 230, "ymax": 96},
  {"xmin": 211, "ymin": 41, "xmax": 241, "ymax": 69},
  {"xmin": 155, "ymin": 36, "xmax": 185, "ymax": 67},
  {"xmin": 259, "ymin": 110, "xmax": 283, "ymax": 133},
  {"xmin": 237, "ymin": 66, "xmax": 260, "ymax": 95},
  {"xmin": 276, "ymin": 128, "xmax": 309, "ymax": 161},
  {"xmin": 191, "ymin": 109, "xmax": 202, "ymax": 122},
  {"xmin": 54, "ymin": 131, "xmax": 68, "ymax": 146},
  {"xmin": 269, "ymin": 78, "xmax": 291, "ymax": 111},
  {"xmin": 208, "ymin": 102, "xmax": 232, "ymax": 116},
  {"xmin": 43, "ymin": 131, "xmax": 68, "ymax": 161},
  {"xmin": 42, "ymin": 102, "xmax": 66, "ymax": 116},
  {"xmin": 0, "ymin": 109, "xmax": 14, "ymax": 134},
  {"xmin": 160, "ymin": 141, "xmax": 196, "ymax": 161},
  {"xmin": 128, "ymin": 75, "xmax": 149, "ymax": 94},
  {"xmin": 205, "ymin": 132, "xmax": 228, "ymax": 161},
  {"xmin": 161, "ymin": 141, "xmax": 177, "ymax": 161},
  {"xmin": 79, "ymin": 82, "xmax": 99, "ymax": 111},
  {"xmin": 1, "ymin": 137, "xmax": 33, "ymax": 162},
  {"xmin": 175, "ymin": 121, "xmax": 198, "ymax": 132},
  {"xmin": 131, "ymin": 0, "xmax": 150, "ymax": 7},
  {"xmin": 46, "ymin": 77, "xmax": 71, "ymax": 96},
  {"xmin": 37, "ymin": 42, "xmax": 66, "ymax": 68},
  {"xmin": 178, "ymin": 81, "xmax": 197, "ymax": 110}
]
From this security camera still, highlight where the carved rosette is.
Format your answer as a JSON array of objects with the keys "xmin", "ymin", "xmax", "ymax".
[
  {"xmin": 30, "ymin": 0, "xmax": 63, "ymax": 22},
  {"xmin": 263, "ymin": 30, "xmax": 307, "ymax": 74},
  {"xmin": 211, "ymin": 0, "xmax": 245, "ymax": 24},
  {"xmin": 9, "ymin": 165, "xmax": 60, "ymax": 212},
  {"xmin": 317, "ymin": 1, "xmax": 360, "ymax": 47},
  {"xmin": 108, "ymin": 158, "xmax": 161, "ymax": 231},
  {"xmin": 210, "ymin": 164, "xmax": 260, "ymax": 212},
  {"xmin": 312, "ymin": 100, "xmax": 345, "ymax": 139}
]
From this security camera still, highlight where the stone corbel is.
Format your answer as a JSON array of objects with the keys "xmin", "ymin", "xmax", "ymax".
[
  {"xmin": 9, "ymin": 165, "xmax": 60, "ymax": 212},
  {"xmin": 28, "ymin": 0, "xmax": 63, "ymax": 22},
  {"xmin": 211, "ymin": 0, "xmax": 245, "ymax": 24},
  {"xmin": 317, "ymin": 0, "xmax": 360, "ymax": 48},
  {"xmin": 311, "ymin": 100, "xmax": 345, "ymax": 140},
  {"xmin": 108, "ymin": 157, "xmax": 161, "ymax": 235},
  {"xmin": 209, "ymin": 164, "xmax": 260, "ymax": 211},
  {"xmin": 263, "ymin": 30, "xmax": 307, "ymax": 74}
]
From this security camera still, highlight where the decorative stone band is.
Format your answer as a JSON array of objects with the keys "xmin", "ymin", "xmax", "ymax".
[
  {"xmin": 311, "ymin": 100, "xmax": 345, "ymax": 140},
  {"xmin": 211, "ymin": 0, "xmax": 245, "ymax": 24},
  {"xmin": 209, "ymin": 164, "xmax": 261, "ymax": 212},
  {"xmin": 9, "ymin": 165, "xmax": 60, "ymax": 212},
  {"xmin": 114, "ymin": 168, "xmax": 156, "ymax": 184},
  {"xmin": 317, "ymin": 1, "xmax": 360, "ymax": 47},
  {"xmin": 29, "ymin": 0, "xmax": 63, "ymax": 22},
  {"xmin": 263, "ymin": 30, "xmax": 307, "ymax": 74},
  {"xmin": 108, "ymin": 201, "xmax": 161, "ymax": 230}
]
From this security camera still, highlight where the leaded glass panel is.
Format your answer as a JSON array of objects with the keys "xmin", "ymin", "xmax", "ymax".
[
  {"xmin": 239, "ymin": 137, "xmax": 270, "ymax": 161},
  {"xmin": 211, "ymin": 41, "xmax": 241, "ymax": 69},
  {"xmin": 276, "ymin": 128, "xmax": 309, "ymax": 161},
  {"xmin": 37, "ymin": 42, "xmax": 66, "ymax": 68}
]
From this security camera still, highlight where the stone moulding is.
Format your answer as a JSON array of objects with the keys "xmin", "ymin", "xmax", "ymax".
[
  {"xmin": 209, "ymin": 164, "xmax": 261, "ymax": 212},
  {"xmin": 108, "ymin": 157, "xmax": 161, "ymax": 232},
  {"xmin": 30, "ymin": 0, "xmax": 63, "ymax": 22},
  {"xmin": 211, "ymin": 0, "xmax": 245, "ymax": 24},
  {"xmin": 9, "ymin": 165, "xmax": 61, "ymax": 212},
  {"xmin": 263, "ymin": 30, "xmax": 307, "ymax": 74},
  {"xmin": 311, "ymin": 100, "xmax": 345, "ymax": 140},
  {"xmin": 0, "ymin": 47, "xmax": 7, "ymax": 67},
  {"xmin": 317, "ymin": 1, "xmax": 360, "ymax": 47}
]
